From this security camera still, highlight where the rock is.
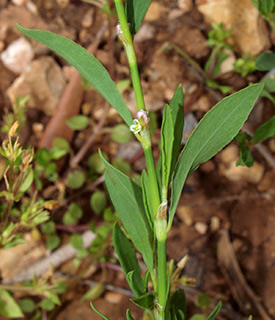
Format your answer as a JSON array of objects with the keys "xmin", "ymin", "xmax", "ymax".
[
  {"xmin": 82, "ymin": 8, "xmax": 94, "ymax": 28},
  {"xmin": 219, "ymin": 49, "xmax": 236, "ymax": 74},
  {"xmin": 0, "ymin": 37, "xmax": 34, "ymax": 74},
  {"xmin": 191, "ymin": 94, "xmax": 211, "ymax": 112},
  {"xmin": 177, "ymin": 206, "xmax": 194, "ymax": 226},
  {"xmin": 56, "ymin": 0, "xmax": 69, "ymax": 8},
  {"xmin": 168, "ymin": 9, "xmax": 183, "ymax": 20},
  {"xmin": 7, "ymin": 56, "xmax": 66, "ymax": 116},
  {"xmin": 257, "ymin": 172, "xmax": 274, "ymax": 192},
  {"xmin": 269, "ymin": 138, "xmax": 275, "ymax": 152},
  {"xmin": 194, "ymin": 222, "xmax": 208, "ymax": 235},
  {"xmin": 200, "ymin": 160, "xmax": 215, "ymax": 172},
  {"xmin": 32, "ymin": 122, "xmax": 44, "ymax": 138},
  {"xmin": 219, "ymin": 144, "xmax": 239, "ymax": 164},
  {"xmin": 196, "ymin": 0, "xmax": 270, "ymax": 55},
  {"xmin": 221, "ymin": 160, "xmax": 265, "ymax": 183},
  {"xmin": 0, "ymin": 233, "xmax": 46, "ymax": 279},
  {"xmin": 144, "ymin": 2, "xmax": 165, "ymax": 21},
  {"xmin": 178, "ymin": 0, "xmax": 193, "ymax": 13},
  {"xmin": 210, "ymin": 216, "xmax": 220, "ymax": 232},
  {"xmin": 11, "ymin": 0, "xmax": 28, "ymax": 5},
  {"xmin": 134, "ymin": 24, "xmax": 155, "ymax": 42},
  {"xmin": 104, "ymin": 292, "xmax": 123, "ymax": 304}
]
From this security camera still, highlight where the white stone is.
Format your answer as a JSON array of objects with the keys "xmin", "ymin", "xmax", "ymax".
[
  {"xmin": 194, "ymin": 222, "xmax": 208, "ymax": 235},
  {"xmin": 1, "ymin": 37, "xmax": 34, "ymax": 74}
]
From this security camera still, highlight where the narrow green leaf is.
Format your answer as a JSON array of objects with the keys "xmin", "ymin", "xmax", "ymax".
[
  {"xmin": 169, "ymin": 288, "xmax": 186, "ymax": 319},
  {"xmin": 169, "ymin": 85, "xmax": 184, "ymax": 171},
  {"xmin": 126, "ymin": 0, "xmax": 152, "ymax": 34},
  {"xmin": 206, "ymin": 301, "xmax": 222, "ymax": 320},
  {"xmin": 252, "ymin": 116, "xmax": 275, "ymax": 143},
  {"xmin": 18, "ymin": 167, "xmax": 33, "ymax": 193},
  {"xmin": 126, "ymin": 309, "xmax": 135, "ymax": 320},
  {"xmin": 161, "ymin": 104, "xmax": 175, "ymax": 192},
  {"xmin": 100, "ymin": 151, "xmax": 154, "ymax": 271},
  {"xmin": 113, "ymin": 224, "xmax": 144, "ymax": 297},
  {"xmin": 90, "ymin": 302, "xmax": 110, "ymax": 320},
  {"xmin": 17, "ymin": 25, "xmax": 133, "ymax": 126},
  {"xmin": 169, "ymin": 84, "xmax": 263, "ymax": 229},
  {"xmin": 256, "ymin": 51, "xmax": 275, "ymax": 71},
  {"xmin": 0, "ymin": 289, "xmax": 24, "ymax": 318},
  {"xmin": 131, "ymin": 292, "xmax": 154, "ymax": 310},
  {"xmin": 247, "ymin": 316, "xmax": 252, "ymax": 320},
  {"xmin": 141, "ymin": 170, "xmax": 154, "ymax": 230}
]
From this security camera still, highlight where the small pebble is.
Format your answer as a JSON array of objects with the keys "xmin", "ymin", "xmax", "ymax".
[
  {"xmin": 1, "ymin": 37, "xmax": 34, "ymax": 74},
  {"xmin": 12, "ymin": 0, "xmax": 28, "ymax": 5},
  {"xmin": 177, "ymin": 206, "xmax": 193, "ymax": 226},
  {"xmin": 210, "ymin": 216, "xmax": 220, "ymax": 232},
  {"xmin": 168, "ymin": 9, "xmax": 183, "ymax": 20},
  {"xmin": 194, "ymin": 222, "xmax": 208, "ymax": 235},
  {"xmin": 82, "ymin": 9, "xmax": 94, "ymax": 28},
  {"xmin": 104, "ymin": 292, "xmax": 123, "ymax": 304},
  {"xmin": 56, "ymin": 0, "xmax": 69, "ymax": 8},
  {"xmin": 0, "ymin": 41, "xmax": 4, "ymax": 53},
  {"xmin": 178, "ymin": 0, "xmax": 193, "ymax": 13},
  {"xmin": 134, "ymin": 24, "xmax": 155, "ymax": 42},
  {"xmin": 32, "ymin": 122, "xmax": 44, "ymax": 139},
  {"xmin": 144, "ymin": 2, "xmax": 164, "ymax": 21}
]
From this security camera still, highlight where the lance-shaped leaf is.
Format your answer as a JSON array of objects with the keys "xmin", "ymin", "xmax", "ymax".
[
  {"xmin": 17, "ymin": 25, "xmax": 133, "ymax": 126},
  {"xmin": 168, "ymin": 83, "xmax": 264, "ymax": 229},
  {"xmin": 161, "ymin": 104, "xmax": 175, "ymax": 193},
  {"xmin": 0, "ymin": 289, "xmax": 24, "ymax": 318},
  {"xmin": 141, "ymin": 170, "xmax": 154, "ymax": 229},
  {"xmin": 113, "ymin": 224, "xmax": 144, "ymax": 297},
  {"xmin": 100, "ymin": 151, "xmax": 154, "ymax": 271},
  {"xmin": 126, "ymin": 309, "xmax": 135, "ymax": 320},
  {"xmin": 206, "ymin": 301, "xmax": 222, "ymax": 320},
  {"xmin": 169, "ymin": 288, "xmax": 186, "ymax": 320},
  {"xmin": 252, "ymin": 115, "xmax": 275, "ymax": 143},
  {"xmin": 131, "ymin": 292, "xmax": 154, "ymax": 310},
  {"xmin": 126, "ymin": 0, "xmax": 152, "ymax": 34},
  {"xmin": 169, "ymin": 84, "xmax": 184, "ymax": 174}
]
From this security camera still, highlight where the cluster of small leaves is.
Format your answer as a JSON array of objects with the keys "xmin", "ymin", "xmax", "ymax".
[
  {"xmin": 0, "ymin": 122, "xmax": 54, "ymax": 248},
  {"xmin": 204, "ymin": 23, "xmax": 233, "ymax": 94},
  {"xmin": 34, "ymin": 138, "xmax": 70, "ymax": 189},
  {"xmin": 0, "ymin": 275, "xmax": 67, "ymax": 318},
  {"xmin": 1, "ymin": 95, "xmax": 29, "ymax": 134},
  {"xmin": 234, "ymin": 53, "xmax": 256, "ymax": 78}
]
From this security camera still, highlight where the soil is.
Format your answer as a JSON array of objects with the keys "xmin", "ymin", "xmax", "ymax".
[{"xmin": 0, "ymin": 1, "xmax": 274, "ymax": 320}]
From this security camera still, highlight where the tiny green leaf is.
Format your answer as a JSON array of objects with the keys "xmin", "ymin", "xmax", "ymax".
[
  {"xmin": 131, "ymin": 292, "xmax": 154, "ymax": 310},
  {"xmin": 111, "ymin": 124, "xmax": 132, "ymax": 143},
  {"xmin": 255, "ymin": 51, "xmax": 275, "ymax": 71},
  {"xmin": 169, "ymin": 83, "xmax": 263, "ymax": 229},
  {"xmin": 113, "ymin": 224, "xmax": 144, "ymax": 297},
  {"xmin": 88, "ymin": 153, "xmax": 107, "ymax": 174},
  {"xmin": 41, "ymin": 221, "xmax": 56, "ymax": 235},
  {"xmin": 19, "ymin": 298, "xmax": 35, "ymax": 313},
  {"xmin": 70, "ymin": 234, "xmax": 83, "ymax": 249},
  {"xmin": 46, "ymin": 234, "xmax": 61, "ymax": 250},
  {"xmin": 67, "ymin": 169, "xmax": 85, "ymax": 189},
  {"xmin": 81, "ymin": 283, "xmax": 104, "ymax": 301},
  {"xmin": 18, "ymin": 167, "xmax": 33, "ymax": 193},
  {"xmin": 206, "ymin": 301, "xmax": 222, "ymax": 320},
  {"xmin": 66, "ymin": 115, "xmax": 90, "ymax": 130},
  {"xmin": 17, "ymin": 25, "xmax": 133, "ymax": 126},
  {"xmin": 40, "ymin": 299, "xmax": 55, "ymax": 311},
  {"xmin": 90, "ymin": 191, "xmax": 107, "ymax": 214},
  {"xmin": 126, "ymin": 309, "xmax": 135, "ymax": 320},
  {"xmin": 252, "ymin": 116, "xmax": 275, "ymax": 143},
  {"xmin": 90, "ymin": 302, "xmax": 110, "ymax": 320},
  {"xmin": 0, "ymin": 289, "xmax": 24, "ymax": 318}
]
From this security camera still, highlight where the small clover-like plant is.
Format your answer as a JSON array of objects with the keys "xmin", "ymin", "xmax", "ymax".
[{"xmin": 17, "ymin": 0, "xmax": 264, "ymax": 318}]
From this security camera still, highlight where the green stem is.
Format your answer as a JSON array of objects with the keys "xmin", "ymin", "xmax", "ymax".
[
  {"xmin": 114, "ymin": 0, "xmax": 146, "ymax": 111},
  {"xmin": 157, "ymin": 239, "xmax": 167, "ymax": 318}
]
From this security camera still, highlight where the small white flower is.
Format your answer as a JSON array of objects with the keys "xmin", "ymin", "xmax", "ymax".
[{"xmin": 130, "ymin": 119, "xmax": 142, "ymax": 134}]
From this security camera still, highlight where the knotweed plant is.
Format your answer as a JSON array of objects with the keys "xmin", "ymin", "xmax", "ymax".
[{"xmin": 18, "ymin": 0, "xmax": 263, "ymax": 318}]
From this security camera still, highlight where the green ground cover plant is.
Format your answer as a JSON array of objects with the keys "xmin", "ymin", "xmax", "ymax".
[{"xmin": 0, "ymin": 0, "xmax": 266, "ymax": 318}]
